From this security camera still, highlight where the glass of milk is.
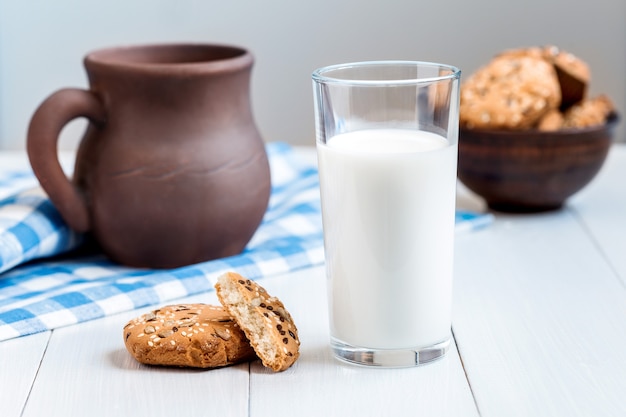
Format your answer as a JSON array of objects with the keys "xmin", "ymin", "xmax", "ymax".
[{"xmin": 312, "ymin": 61, "xmax": 461, "ymax": 367}]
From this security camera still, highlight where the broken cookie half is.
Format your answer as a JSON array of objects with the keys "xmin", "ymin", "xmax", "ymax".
[{"xmin": 215, "ymin": 271, "xmax": 301, "ymax": 372}]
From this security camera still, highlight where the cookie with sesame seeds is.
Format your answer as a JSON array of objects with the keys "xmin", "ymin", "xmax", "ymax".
[
  {"xmin": 543, "ymin": 45, "xmax": 590, "ymax": 110},
  {"xmin": 536, "ymin": 108, "xmax": 565, "ymax": 131},
  {"xmin": 214, "ymin": 272, "xmax": 300, "ymax": 372},
  {"xmin": 562, "ymin": 95, "xmax": 615, "ymax": 128},
  {"xmin": 123, "ymin": 303, "xmax": 257, "ymax": 368},
  {"xmin": 489, "ymin": 45, "xmax": 590, "ymax": 111},
  {"xmin": 460, "ymin": 54, "xmax": 561, "ymax": 129}
]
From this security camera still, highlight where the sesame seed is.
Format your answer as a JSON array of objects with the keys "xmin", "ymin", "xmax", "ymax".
[{"xmin": 158, "ymin": 329, "xmax": 174, "ymax": 338}]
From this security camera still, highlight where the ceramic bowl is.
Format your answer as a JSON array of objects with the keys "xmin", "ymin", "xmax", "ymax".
[{"xmin": 457, "ymin": 113, "xmax": 619, "ymax": 212}]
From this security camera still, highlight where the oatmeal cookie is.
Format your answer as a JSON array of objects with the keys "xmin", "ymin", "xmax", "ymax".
[
  {"xmin": 123, "ymin": 303, "xmax": 257, "ymax": 368},
  {"xmin": 460, "ymin": 55, "xmax": 561, "ymax": 129},
  {"xmin": 563, "ymin": 95, "xmax": 614, "ymax": 128},
  {"xmin": 537, "ymin": 109, "xmax": 565, "ymax": 131},
  {"xmin": 543, "ymin": 45, "xmax": 590, "ymax": 109}
]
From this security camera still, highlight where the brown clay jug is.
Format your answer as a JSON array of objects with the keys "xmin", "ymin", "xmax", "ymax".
[{"xmin": 27, "ymin": 43, "xmax": 271, "ymax": 268}]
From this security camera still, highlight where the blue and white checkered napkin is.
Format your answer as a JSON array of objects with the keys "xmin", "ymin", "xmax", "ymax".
[{"xmin": 0, "ymin": 143, "xmax": 492, "ymax": 341}]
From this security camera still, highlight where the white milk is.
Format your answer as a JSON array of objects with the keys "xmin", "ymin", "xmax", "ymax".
[{"xmin": 317, "ymin": 129, "xmax": 457, "ymax": 349}]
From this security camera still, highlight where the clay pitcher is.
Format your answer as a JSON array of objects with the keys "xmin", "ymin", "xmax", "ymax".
[{"xmin": 27, "ymin": 43, "xmax": 271, "ymax": 268}]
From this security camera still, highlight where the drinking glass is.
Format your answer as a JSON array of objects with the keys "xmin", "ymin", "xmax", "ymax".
[{"xmin": 312, "ymin": 61, "xmax": 461, "ymax": 367}]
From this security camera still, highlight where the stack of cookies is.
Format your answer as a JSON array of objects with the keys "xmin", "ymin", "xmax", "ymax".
[{"xmin": 460, "ymin": 46, "xmax": 614, "ymax": 131}]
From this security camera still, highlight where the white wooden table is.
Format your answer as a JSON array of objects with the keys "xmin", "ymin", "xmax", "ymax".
[{"xmin": 1, "ymin": 145, "xmax": 625, "ymax": 417}]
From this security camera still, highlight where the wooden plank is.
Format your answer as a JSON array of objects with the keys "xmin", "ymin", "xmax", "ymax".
[
  {"xmin": 453, "ymin": 209, "xmax": 626, "ymax": 417},
  {"xmin": 0, "ymin": 151, "xmax": 66, "ymax": 417},
  {"xmin": 571, "ymin": 145, "xmax": 626, "ymax": 283},
  {"xmin": 0, "ymin": 331, "xmax": 50, "ymax": 417},
  {"xmin": 22, "ymin": 291, "xmax": 250, "ymax": 417},
  {"xmin": 250, "ymin": 266, "xmax": 478, "ymax": 417},
  {"xmin": 6, "ymin": 145, "xmax": 623, "ymax": 417}
]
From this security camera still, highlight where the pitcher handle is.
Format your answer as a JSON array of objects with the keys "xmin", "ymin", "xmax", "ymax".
[{"xmin": 27, "ymin": 88, "xmax": 106, "ymax": 232}]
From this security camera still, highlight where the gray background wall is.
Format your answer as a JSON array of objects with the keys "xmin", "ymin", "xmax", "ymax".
[{"xmin": 1, "ymin": 0, "xmax": 624, "ymax": 150}]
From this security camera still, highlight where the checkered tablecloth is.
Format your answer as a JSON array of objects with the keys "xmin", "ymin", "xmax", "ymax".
[{"xmin": 0, "ymin": 142, "xmax": 491, "ymax": 341}]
